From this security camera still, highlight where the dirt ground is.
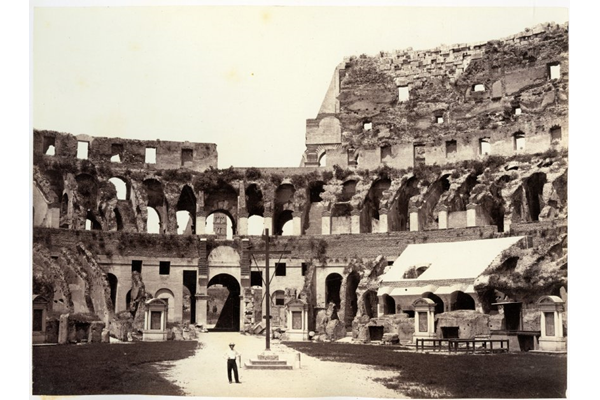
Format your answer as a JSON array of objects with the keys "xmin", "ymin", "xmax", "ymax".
[{"xmin": 160, "ymin": 332, "xmax": 405, "ymax": 398}]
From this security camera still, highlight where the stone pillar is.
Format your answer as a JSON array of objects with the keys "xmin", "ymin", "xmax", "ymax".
[
  {"xmin": 437, "ymin": 205, "xmax": 448, "ymax": 229},
  {"xmin": 264, "ymin": 211, "xmax": 273, "ymax": 234},
  {"xmin": 58, "ymin": 313, "xmax": 69, "ymax": 344},
  {"xmin": 409, "ymin": 206, "xmax": 419, "ymax": 232},
  {"xmin": 238, "ymin": 212, "xmax": 248, "ymax": 236},
  {"xmin": 195, "ymin": 294, "xmax": 210, "ymax": 329},
  {"xmin": 293, "ymin": 214, "xmax": 302, "ymax": 236},
  {"xmin": 196, "ymin": 214, "xmax": 206, "ymax": 235},
  {"xmin": 321, "ymin": 210, "xmax": 331, "ymax": 235},
  {"xmin": 379, "ymin": 208, "xmax": 389, "ymax": 233},
  {"xmin": 503, "ymin": 216, "xmax": 512, "ymax": 233},
  {"xmin": 377, "ymin": 302, "xmax": 383, "ymax": 318},
  {"xmin": 350, "ymin": 210, "xmax": 361, "ymax": 234},
  {"xmin": 467, "ymin": 203, "xmax": 478, "ymax": 227}
]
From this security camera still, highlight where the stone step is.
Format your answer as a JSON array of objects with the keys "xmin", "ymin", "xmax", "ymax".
[
  {"xmin": 244, "ymin": 362, "xmax": 293, "ymax": 370},
  {"xmin": 247, "ymin": 359, "xmax": 289, "ymax": 365},
  {"xmin": 257, "ymin": 353, "xmax": 280, "ymax": 361}
]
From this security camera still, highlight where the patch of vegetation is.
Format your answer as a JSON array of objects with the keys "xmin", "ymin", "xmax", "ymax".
[
  {"xmin": 309, "ymin": 238, "xmax": 328, "ymax": 265},
  {"xmin": 245, "ymin": 167, "xmax": 262, "ymax": 181},
  {"xmin": 192, "ymin": 167, "xmax": 243, "ymax": 192},
  {"xmin": 284, "ymin": 342, "xmax": 567, "ymax": 399},
  {"xmin": 33, "ymin": 341, "xmax": 199, "ymax": 396},
  {"xmin": 333, "ymin": 165, "xmax": 354, "ymax": 181}
]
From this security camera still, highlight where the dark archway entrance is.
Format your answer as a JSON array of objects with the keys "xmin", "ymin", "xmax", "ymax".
[
  {"xmin": 450, "ymin": 291, "xmax": 476, "ymax": 311},
  {"xmin": 325, "ymin": 273, "xmax": 343, "ymax": 309},
  {"xmin": 207, "ymin": 274, "xmax": 241, "ymax": 331},
  {"xmin": 423, "ymin": 292, "xmax": 445, "ymax": 314}
]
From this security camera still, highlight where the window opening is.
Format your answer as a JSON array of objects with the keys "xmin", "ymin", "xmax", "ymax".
[
  {"xmin": 159, "ymin": 261, "xmax": 171, "ymax": 275},
  {"xmin": 77, "ymin": 141, "xmax": 89, "ymax": 159},
  {"xmin": 145, "ymin": 147, "xmax": 157, "ymax": 164}
]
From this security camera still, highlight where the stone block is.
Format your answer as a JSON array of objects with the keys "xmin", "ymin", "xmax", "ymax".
[
  {"xmin": 325, "ymin": 319, "xmax": 346, "ymax": 341},
  {"xmin": 88, "ymin": 321, "xmax": 105, "ymax": 343}
]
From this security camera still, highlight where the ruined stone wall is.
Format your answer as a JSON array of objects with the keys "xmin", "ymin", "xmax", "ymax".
[{"xmin": 303, "ymin": 23, "xmax": 568, "ymax": 170}]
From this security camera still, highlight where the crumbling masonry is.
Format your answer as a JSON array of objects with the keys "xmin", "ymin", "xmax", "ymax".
[{"xmin": 33, "ymin": 22, "xmax": 567, "ymax": 348}]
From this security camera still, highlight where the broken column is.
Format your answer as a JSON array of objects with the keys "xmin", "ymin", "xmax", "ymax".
[
  {"xmin": 409, "ymin": 206, "xmax": 420, "ymax": 231},
  {"xmin": 379, "ymin": 208, "xmax": 389, "ymax": 233},
  {"xmin": 58, "ymin": 313, "xmax": 69, "ymax": 344},
  {"xmin": 238, "ymin": 212, "xmax": 248, "ymax": 236},
  {"xmin": 437, "ymin": 205, "xmax": 448, "ymax": 229},
  {"xmin": 321, "ymin": 210, "xmax": 331, "ymax": 235},
  {"xmin": 467, "ymin": 203, "xmax": 478, "ymax": 227},
  {"xmin": 350, "ymin": 209, "xmax": 361, "ymax": 234}
]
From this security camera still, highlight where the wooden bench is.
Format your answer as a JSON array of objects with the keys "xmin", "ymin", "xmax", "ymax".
[{"xmin": 448, "ymin": 338, "xmax": 509, "ymax": 354}]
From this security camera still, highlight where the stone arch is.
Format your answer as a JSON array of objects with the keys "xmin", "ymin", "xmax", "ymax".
[
  {"xmin": 247, "ymin": 215, "xmax": 265, "ymax": 235},
  {"xmin": 207, "ymin": 273, "xmax": 241, "ymax": 331},
  {"xmin": 363, "ymin": 290, "xmax": 378, "ymax": 318},
  {"xmin": 143, "ymin": 179, "xmax": 167, "ymax": 233},
  {"xmin": 155, "ymin": 288, "xmax": 176, "ymax": 322},
  {"xmin": 325, "ymin": 273, "xmax": 343, "ymax": 309},
  {"xmin": 304, "ymin": 181, "xmax": 325, "ymax": 234},
  {"xmin": 206, "ymin": 210, "xmax": 236, "ymax": 239},
  {"xmin": 208, "ymin": 245, "xmax": 242, "ymax": 269},
  {"xmin": 114, "ymin": 207, "xmax": 124, "ymax": 231},
  {"xmin": 205, "ymin": 182, "xmax": 238, "ymax": 228},
  {"xmin": 360, "ymin": 178, "xmax": 391, "ymax": 233},
  {"xmin": 422, "ymin": 292, "xmax": 444, "ymax": 314},
  {"xmin": 388, "ymin": 176, "xmax": 420, "ymax": 231},
  {"xmin": 344, "ymin": 271, "xmax": 360, "ymax": 327},
  {"xmin": 450, "ymin": 291, "xmax": 476, "ymax": 311},
  {"xmin": 275, "ymin": 209, "xmax": 294, "ymax": 236},
  {"xmin": 85, "ymin": 210, "xmax": 102, "ymax": 231},
  {"xmin": 176, "ymin": 185, "xmax": 196, "ymax": 235},
  {"xmin": 75, "ymin": 173, "xmax": 98, "ymax": 211},
  {"xmin": 245, "ymin": 184, "xmax": 264, "ymax": 217},
  {"xmin": 108, "ymin": 177, "xmax": 128, "ymax": 200},
  {"xmin": 317, "ymin": 150, "xmax": 327, "ymax": 167},
  {"xmin": 274, "ymin": 183, "xmax": 296, "ymax": 236},
  {"xmin": 339, "ymin": 180, "xmax": 357, "ymax": 202},
  {"xmin": 524, "ymin": 172, "xmax": 547, "ymax": 222},
  {"xmin": 418, "ymin": 174, "xmax": 451, "ymax": 230},
  {"xmin": 383, "ymin": 294, "xmax": 396, "ymax": 315}
]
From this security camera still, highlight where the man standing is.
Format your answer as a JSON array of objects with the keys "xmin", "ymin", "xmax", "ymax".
[{"xmin": 224, "ymin": 342, "xmax": 241, "ymax": 384}]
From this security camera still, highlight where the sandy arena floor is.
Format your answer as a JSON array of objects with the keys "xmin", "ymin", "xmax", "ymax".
[{"xmin": 160, "ymin": 332, "xmax": 405, "ymax": 398}]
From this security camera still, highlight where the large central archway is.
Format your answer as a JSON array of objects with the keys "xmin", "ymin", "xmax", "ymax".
[{"xmin": 207, "ymin": 274, "xmax": 241, "ymax": 332}]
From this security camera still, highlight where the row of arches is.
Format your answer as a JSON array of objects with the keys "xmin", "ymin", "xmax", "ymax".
[{"xmin": 48, "ymin": 164, "xmax": 558, "ymax": 236}]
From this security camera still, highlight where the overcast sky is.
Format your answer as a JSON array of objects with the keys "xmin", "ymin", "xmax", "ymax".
[{"xmin": 32, "ymin": 2, "xmax": 568, "ymax": 168}]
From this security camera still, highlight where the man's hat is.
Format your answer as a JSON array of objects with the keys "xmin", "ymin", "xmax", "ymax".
[{"xmin": 229, "ymin": 343, "xmax": 235, "ymax": 346}]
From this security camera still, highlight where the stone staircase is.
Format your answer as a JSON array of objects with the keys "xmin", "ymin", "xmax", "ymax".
[{"xmin": 244, "ymin": 352, "xmax": 293, "ymax": 370}]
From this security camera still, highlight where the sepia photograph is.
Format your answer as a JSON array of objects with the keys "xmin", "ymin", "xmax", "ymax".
[{"xmin": 29, "ymin": 1, "xmax": 575, "ymax": 398}]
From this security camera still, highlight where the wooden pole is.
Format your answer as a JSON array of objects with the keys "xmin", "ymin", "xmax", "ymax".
[{"xmin": 265, "ymin": 228, "xmax": 271, "ymax": 351}]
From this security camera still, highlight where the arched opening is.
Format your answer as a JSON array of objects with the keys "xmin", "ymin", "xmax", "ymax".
[
  {"xmin": 275, "ymin": 210, "xmax": 294, "ymax": 236},
  {"xmin": 146, "ymin": 207, "xmax": 161, "ymax": 234},
  {"xmin": 344, "ymin": 271, "xmax": 360, "ymax": 328},
  {"xmin": 85, "ymin": 211, "xmax": 101, "ymax": 231},
  {"xmin": 206, "ymin": 211, "xmax": 235, "ymax": 239},
  {"xmin": 317, "ymin": 151, "xmax": 327, "ymax": 167},
  {"xmin": 155, "ymin": 288, "xmax": 175, "ymax": 322},
  {"xmin": 60, "ymin": 193, "xmax": 69, "ymax": 229},
  {"xmin": 304, "ymin": 181, "xmax": 325, "ymax": 234},
  {"xmin": 108, "ymin": 177, "xmax": 128, "ymax": 200},
  {"xmin": 114, "ymin": 208, "xmax": 124, "ymax": 231},
  {"xmin": 247, "ymin": 215, "xmax": 265, "ymax": 235},
  {"xmin": 360, "ymin": 178, "xmax": 391, "ymax": 233},
  {"xmin": 325, "ymin": 273, "xmax": 343, "ymax": 309},
  {"xmin": 125, "ymin": 290, "xmax": 131, "ymax": 311},
  {"xmin": 274, "ymin": 183, "xmax": 295, "ymax": 236},
  {"xmin": 207, "ymin": 274, "xmax": 241, "ymax": 331},
  {"xmin": 76, "ymin": 174, "xmax": 98, "ymax": 211},
  {"xmin": 245, "ymin": 184, "xmax": 264, "ymax": 217},
  {"xmin": 363, "ymin": 290, "xmax": 378, "ymax": 318},
  {"xmin": 422, "ymin": 292, "xmax": 445, "ymax": 314},
  {"xmin": 339, "ymin": 180, "xmax": 357, "ymax": 202},
  {"xmin": 383, "ymin": 294, "xmax": 396, "ymax": 315},
  {"xmin": 524, "ymin": 173, "xmax": 547, "ymax": 222},
  {"xmin": 513, "ymin": 131, "xmax": 526, "ymax": 151},
  {"xmin": 106, "ymin": 273, "xmax": 118, "ymax": 312},
  {"xmin": 176, "ymin": 185, "xmax": 196, "ymax": 235},
  {"xmin": 389, "ymin": 177, "xmax": 419, "ymax": 231},
  {"xmin": 450, "ymin": 291, "xmax": 476, "ymax": 311},
  {"xmin": 143, "ymin": 179, "xmax": 166, "ymax": 233}
]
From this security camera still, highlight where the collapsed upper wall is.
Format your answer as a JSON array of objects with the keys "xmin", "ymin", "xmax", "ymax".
[
  {"xmin": 33, "ymin": 129, "xmax": 218, "ymax": 172},
  {"xmin": 302, "ymin": 22, "xmax": 568, "ymax": 169}
]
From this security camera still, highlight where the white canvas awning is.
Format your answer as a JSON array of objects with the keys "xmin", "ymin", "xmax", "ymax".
[
  {"xmin": 381, "ymin": 236, "xmax": 524, "ymax": 283},
  {"xmin": 390, "ymin": 284, "xmax": 436, "ymax": 297}
]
